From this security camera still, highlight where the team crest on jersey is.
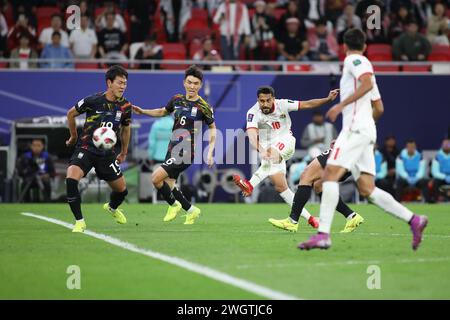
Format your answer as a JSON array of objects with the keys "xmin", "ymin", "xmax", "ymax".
[
  {"xmin": 353, "ymin": 59, "xmax": 361, "ymax": 66},
  {"xmin": 115, "ymin": 111, "xmax": 122, "ymax": 121},
  {"xmin": 280, "ymin": 114, "xmax": 286, "ymax": 119},
  {"xmin": 191, "ymin": 107, "xmax": 198, "ymax": 117},
  {"xmin": 77, "ymin": 152, "xmax": 84, "ymax": 159},
  {"xmin": 247, "ymin": 113, "xmax": 254, "ymax": 122}
]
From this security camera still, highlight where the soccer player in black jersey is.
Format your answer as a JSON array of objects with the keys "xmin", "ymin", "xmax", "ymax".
[
  {"xmin": 132, "ymin": 65, "xmax": 216, "ymax": 224},
  {"xmin": 65, "ymin": 65, "xmax": 132, "ymax": 233}
]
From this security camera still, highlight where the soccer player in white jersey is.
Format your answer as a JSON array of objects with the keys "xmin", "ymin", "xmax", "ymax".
[
  {"xmin": 233, "ymin": 85, "xmax": 339, "ymax": 230},
  {"xmin": 298, "ymin": 28, "xmax": 428, "ymax": 251}
]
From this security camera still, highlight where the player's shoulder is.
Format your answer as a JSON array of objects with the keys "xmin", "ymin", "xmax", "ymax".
[
  {"xmin": 170, "ymin": 93, "xmax": 184, "ymax": 102},
  {"xmin": 344, "ymin": 54, "xmax": 371, "ymax": 67},
  {"xmin": 247, "ymin": 102, "xmax": 259, "ymax": 114},
  {"xmin": 117, "ymin": 96, "xmax": 132, "ymax": 112},
  {"xmin": 197, "ymin": 95, "xmax": 213, "ymax": 110}
]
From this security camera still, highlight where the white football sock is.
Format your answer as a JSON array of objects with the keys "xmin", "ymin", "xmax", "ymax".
[
  {"xmin": 279, "ymin": 188, "xmax": 311, "ymax": 220},
  {"xmin": 249, "ymin": 164, "xmax": 270, "ymax": 187},
  {"xmin": 318, "ymin": 181, "xmax": 339, "ymax": 234},
  {"xmin": 368, "ymin": 187, "xmax": 413, "ymax": 223}
]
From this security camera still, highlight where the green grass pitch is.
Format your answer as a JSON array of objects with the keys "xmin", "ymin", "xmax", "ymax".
[{"xmin": 1, "ymin": 203, "xmax": 449, "ymax": 299}]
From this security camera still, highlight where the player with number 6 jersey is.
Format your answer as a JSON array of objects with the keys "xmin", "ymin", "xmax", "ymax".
[
  {"xmin": 65, "ymin": 65, "xmax": 132, "ymax": 233},
  {"xmin": 132, "ymin": 65, "xmax": 216, "ymax": 225},
  {"xmin": 233, "ymin": 85, "xmax": 339, "ymax": 230}
]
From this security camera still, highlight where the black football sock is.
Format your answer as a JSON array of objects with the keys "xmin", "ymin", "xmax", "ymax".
[
  {"xmin": 109, "ymin": 189, "xmax": 128, "ymax": 210},
  {"xmin": 158, "ymin": 182, "xmax": 176, "ymax": 206},
  {"xmin": 336, "ymin": 196, "xmax": 355, "ymax": 218},
  {"xmin": 172, "ymin": 187, "xmax": 192, "ymax": 211},
  {"xmin": 66, "ymin": 178, "xmax": 83, "ymax": 220},
  {"xmin": 289, "ymin": 185, "xmax": 312, "ymax": 222}
]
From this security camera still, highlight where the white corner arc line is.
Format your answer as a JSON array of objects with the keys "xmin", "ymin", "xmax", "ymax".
[
  {"xmin": 21, "ymin": 212, "xmax": 300, "ymax": 300},
  {"xmin": 0, "ymin": 90, "xmax": 67, "ymax": 114}
]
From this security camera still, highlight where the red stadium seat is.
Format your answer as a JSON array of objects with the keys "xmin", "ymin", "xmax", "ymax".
[
  {"xmin": 274, "ymin": 8, "xmax": 286, "ymax": 20},
  {"xmin": 367, "ymin": 44, "xmax": 392, "ymax": 61},
  {"xmin": 428, "ymin": 45, "xmax": 450, "ymax": 61},
  {"xmin": 338, "ymin": 44, "xmax": 346, "ymax": 61},
  {"xmin": 373, "ymin": 65, "xmax": 400, "ymax": 72},
  {"xmin": 161, "ymin": 43, "xmax": 187, "ymax": 70},
  {"xmin": 184, "ymin": 19, "xmax": 208, "ymax": 30},
  {"xmin": 184, "ymin": 27, "xmax": 211, "ymax": 44},
  {"xmin": 36, "ymin": 6, "xmax": 61, "ymax": 19},
  {"xmin": 402, "ymin": 65, "xmax": 430, "ymax": 72},
  {"xmin": 0, "ymin": 62, "xmax": 8, "ymax": 69}
]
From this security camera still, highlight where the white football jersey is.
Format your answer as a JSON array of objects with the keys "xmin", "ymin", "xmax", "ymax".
[
  {"xmin": 340, "ymin": 53, "xmax": 378, "ymax": 140},
  {"xmin": 246, "ymin": 99, "xmax": 299, "ymax": 146}
]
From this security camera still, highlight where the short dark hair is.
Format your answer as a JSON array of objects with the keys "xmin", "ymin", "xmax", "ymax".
[
  {"xmin": 406, "ymin": 139, "xmax": 416, "ymax": 145},
  {"xmin": 105, "ymin": 65, "xmax": 128, "ymax": 83},
  {"xmin": 185, "ymin": 65, "xmax": 203, "ymax": 82},
  {"xmin": 257, "ymin": 86, "xmax": 275, "ymax": 97},
  {"xmin": 312, "ymin": 110, "xmax": 323, "ymax": 116},
  {"xmin": 51, "ymin": 31, "xmax": 61, "ymax": 38},
  {"xmin": 343, "ymin": 28, "xmax": 366, "ymax": 51}
]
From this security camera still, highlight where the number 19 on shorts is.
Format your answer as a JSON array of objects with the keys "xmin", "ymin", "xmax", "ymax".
[{"xmin": 109, "ymin": 160, "xmax": 121, "ymax": 176}]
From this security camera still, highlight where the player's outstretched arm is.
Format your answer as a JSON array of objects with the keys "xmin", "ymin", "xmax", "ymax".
[
  {"xmin": 327, "ymin": 74, "xmax": 373, "ymax": 122},
  {"xmin": 132, "ymin": 105, "xmax": 169, "ymax": 117},
  {"xmin": 117, "ymin": 125, "xmax": 131, "ymax": 163},
  {"xmin": 207, "ymin": 123, "xmax": 216, "ymax": 168},
  {"xmin": 300, "ymin": 89, "xmax": 339, "ymax": 109},
  {"xmin": 66, "ymin": 106, "xmax": 80, "ymax": 147},
  {"xmin": 372, "ymin": 99, "xmax": 384, "ymax": 122}
]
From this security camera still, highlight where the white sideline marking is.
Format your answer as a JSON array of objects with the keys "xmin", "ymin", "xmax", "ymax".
[
  {"xmin": 21, "ymin": 212, "xmax": 300, "ymax": 300},
  {"xmin": 0, "ymin": 90, "xmax": 67, "ymax": 113}
]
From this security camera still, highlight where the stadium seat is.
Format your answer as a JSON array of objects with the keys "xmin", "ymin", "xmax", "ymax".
[
  {"xmin": 274, "ymin": 8, "xmax": 286, "ymax": 20},
  {"xmin": 373, "ymin": 65, "xmax": 400, "ymax": 72},
  {"xmin": 161, "ymin": 43, "xmax": 187, "ymax": 70},
  {"xmin": 184, "ymin": 27, "xmax": 212, "ymax": 44},
  {"xmin": 36, "ymin": 6, "xmax": 61, "ymax": 19},
  {"xmin": 402, "ymin": 65, "xmax": 430, "ymax": 72},
  {"xmin": 0, "ymin": 62, "xmax": 7, "ymax": 69},
  {"xmin": 338, "ymin": 44, "xmax": 346, "ymax": 61},
  {"xmin": 428, "ymin": 45, "xmax": 450, "ymax": 61},
  {"xmin": 367, "ymin": 44, "xmax": 392, "ymax": 61}
]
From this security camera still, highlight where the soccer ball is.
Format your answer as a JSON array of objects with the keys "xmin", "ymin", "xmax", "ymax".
[{"xmin": 92, "ymin": 127, "xmax": 117, "ymax": 150}]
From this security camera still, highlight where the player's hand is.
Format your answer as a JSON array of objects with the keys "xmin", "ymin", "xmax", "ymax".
[
  {"xmin": 327, "ymin": 89, "xmax": 339, "ymax": 102},
  {"xmin": 116, "ymin": 152, "xmax": 127, "ymax": 164},
  {"xmin": 326, "ymin": 104, "xmax": 343, "ymax": 122},
  {"xmin": 132, "ymin": 105, "xmax": 144, "ymax": 115},
  {"xmin": 65, "ymin": 136, "xmax": 77, "ymax": 147},
  {"xmin": 207, "ymin": 152, "xmax": 214, "ymax": 168}
]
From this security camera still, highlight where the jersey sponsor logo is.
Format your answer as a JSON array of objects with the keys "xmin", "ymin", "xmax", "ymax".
[
  {"xmin": 280, "ymin": 114, "xmax": 286, "ymax": 119},
  {"xmin": 115, "ymin": 111, "xmax": 122, "ymax": 121},
  {"xmin": 191, "ymin": 107, "xmax": 198, "ymax": 117},
  {"xmin": 353, "ymin": 59, "xmax": 362, "ymax": 66},
  {"xmin": 247, "ymin": 113, "xmax": 254, "ymax": 122}
]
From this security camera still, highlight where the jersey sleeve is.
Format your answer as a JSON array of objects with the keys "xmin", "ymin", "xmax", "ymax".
[
  {"xmin": 246, "ymin": 106, "xmax": 259, "ymax": 130},
  {"xmin": 202, "ymin": 104, "xmax": 215, "ymax": 126},
  {"xmin": 279, "ymin": 99, "xmax": 300, "ymax": 112},
  {"xmin": 346, "ymin": 56, "xmax": 374, "ymax": 80},
  {"xmin": 371, "ymin": 81, "xmax": 381, "ymax": 101},
  {"xmin": 74, "ymin": 95, "xmax": 94, "ymax": 114},
  {"xmin": 164, "ymin": 94, "xmax": 181, "ymax": 114},
  {"xmin": 121, "ymin": 102, "xmax": 132, "ymax": 126}
]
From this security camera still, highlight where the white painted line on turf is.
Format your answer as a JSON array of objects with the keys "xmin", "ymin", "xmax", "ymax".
[{"xmin": 21, "ymin": 212, "xmax": 300, "ymax": 300}]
